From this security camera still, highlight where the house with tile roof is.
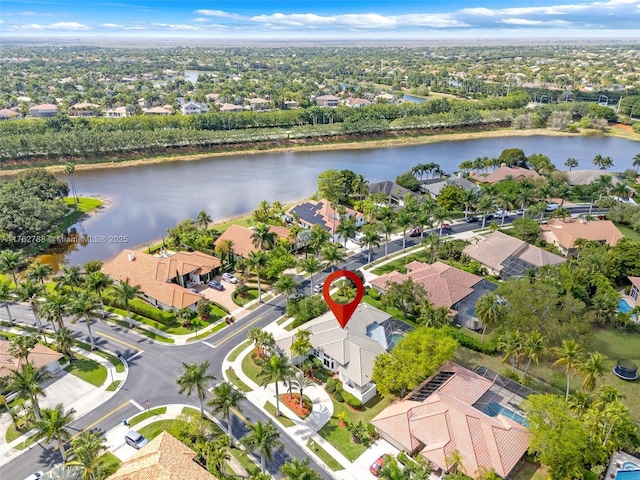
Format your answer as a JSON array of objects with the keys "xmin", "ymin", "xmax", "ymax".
[
  {"xmin": 107, "ymin": 431, "xmax": 217, "ymax": 480},
  {"xmin": 540, "ymin": 218, "xmax": 623, "ymax": 256},
  {"xmin": 275, "ymin": 303, "xmax": 403, "ymax": 402},
  {"xmin": 0, "ymin": 339, "xmax": 63, "ymax": 379},
  {"xmin": 285, "ymin": 199, "xmax": 365, "ymax": 243},
  {"xmin": 368, "ymin": 181, "xmax": 423, "ymax": 207},
  {"xmin": 371, "ymin": 361, "xmax": 530, "ymax": 479},
  {"xmin": 213, "ymin": 224, "xmax": 293, "ymax": 259},
  {"xmin": 469, "ymin": 166, "xmax": 541, "ymax": 185},
  {"xmin": 421, "ymin": 176, "xmax": 479, "ymax": 199},
  {"xmin": 219, "ymin": 103, "xmax": 245, "ymax": 112},
  {"xmin": 106, "ymin": 106, "xmax": 129, "ymax": 118},
  {"xmin": 69, "ymin": 102, "xmax": 101, "ymax": 117},
  {"xmin": 102, "ymin": 249, "xmax": 220, "ymax": 311},
  {"xmin": 370, "ymin": 261, "xmax": 496, "ymax": 330},
  {"xmin": 315, "ymin": 94, "xmax": 340, "ymax": 107},
  {"xmin": 463, "ymin": 231, "xmax": 565, "ymax": 279},
  {"xmin": 29, "ymin": 103, "xmax": 59, "ymax": 118},
  {"xmin": 248, "ymin": 97, "xmax": 270, "ymax": 110},
  {"xmin": 0, "ymin": 108, "xmax": 19, "ymax": 120}
]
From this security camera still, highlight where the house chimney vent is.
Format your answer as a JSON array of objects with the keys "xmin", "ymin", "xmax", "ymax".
[{"xmin": 128, "ymin": 252, "xmax": 135, "ymax": 261}]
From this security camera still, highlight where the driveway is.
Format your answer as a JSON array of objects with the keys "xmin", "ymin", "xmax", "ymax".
[{"xmin": 197, "ymin": 282, "xmax": 238, "ymax": 313}]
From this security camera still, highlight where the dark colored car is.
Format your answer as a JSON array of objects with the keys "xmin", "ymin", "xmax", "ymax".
[
  {"xmin": 466, "ymin": 216, "xmax": 479, "ymax": 223},
  {"xmin": 484, "ymin": 213, "xmax": 494, "ymax": 220},
  {"xmin": 370, "ymin": 456, "xmax": 385, "ymax": 476},
  {"xmin": 442, "ymin": 223, "xmax": 452, "ymax": 230},
  {"xmin": 408, "ymin": 227, "xmax": 421, "ymax": 237},
  {"xmin": 207, "ymin": 280, "xmax": 225, "ymax": 291}
]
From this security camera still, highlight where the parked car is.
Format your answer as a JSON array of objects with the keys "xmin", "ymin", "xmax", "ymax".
[
  {"xmin": 125, "ymin": 430, "xmax": 149, "ymax": 449},
  {"xmin": 484, "ymin": 213, "xmax": 494, "ymax": 220},
  {"xmin": 187, "ymin": 287, "xmax": 199, "ymax": 294},
  {"xmin": 207, "ymin": 280, "xmax": 225, "ymax": 291},
  {"xmin": 442, "ymin": 223, "xmax": 452, "ymax": 230},
  {"xmin": 370, "ymin": 456, "xmax": 386, "ymax": 476},
  {"xmin": 494, "ymin": 209, "xmax": 507, "ymax": 218},
  {"xmin": 466, "ymin": 216, "xmax": 479, "ymax": 223},
  {"xmin": 545, "ymin": 203, "xmax": 559, "ymax": 212},
  {"xmin": 313, "ymin": 282, "xmax": 324, "ymax": 293},
  {"xmin": 22, "ymin": 473, "xmax": 43, "ymax": 480},
  {"xmin": 221, "ymin": 273, "xmax": 238, "ymax": 284},
  {"xmin": 408, "ymin": 226, "xmax": 422, "ymax": 237}
]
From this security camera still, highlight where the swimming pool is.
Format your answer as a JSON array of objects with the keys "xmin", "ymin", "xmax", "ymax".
[
  {"xmin": 619, "ymin": 299, "xmax": 633, "ymax": 314},
  {"xmin": 617, "ymin": 470, "xmax": 640, "ymax": 480},
  {"xmin": 388, "ymin": 333, "xmax": 402, "ymax": 349},
  {"xmin": 483, "ymin": 403, "xmax": 528, "ymax": 426},
  {"xmin": 623, "ymin": 462, "xmax": 640, "ymax": 471}
]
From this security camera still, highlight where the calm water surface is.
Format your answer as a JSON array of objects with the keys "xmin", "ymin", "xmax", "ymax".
[{"xmin": 46, "ymin": 135, "xmax": 640, "ymax": 267}]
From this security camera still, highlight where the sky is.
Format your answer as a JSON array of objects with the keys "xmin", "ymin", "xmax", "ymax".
[{"xmin": 1, "ymin": 0, "xmax": 640, "ymax": 40}]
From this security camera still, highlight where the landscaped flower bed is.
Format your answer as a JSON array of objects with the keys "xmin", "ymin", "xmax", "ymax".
[{"xmin": 282, "ymin": 393, "xmax": 312, "ymax": 418}]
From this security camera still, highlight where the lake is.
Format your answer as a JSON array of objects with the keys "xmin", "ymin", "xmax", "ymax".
[{"xmin": 45, "ymin": 134, "xmax": 640, "ymax": 268}]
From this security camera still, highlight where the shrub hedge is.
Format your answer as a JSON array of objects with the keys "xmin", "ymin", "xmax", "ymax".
[
  {"xmin": 442, "ymin": 326, "xmax": 498, "ymax": 354},
  {"xmin": 342, "ymin": 391, "xmax": 362, "ymax": 409}
]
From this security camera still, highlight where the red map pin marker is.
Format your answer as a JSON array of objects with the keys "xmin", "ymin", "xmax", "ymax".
[{"xmin": 322, "ymin": 269, "xmax": 364, "ymax": 329}]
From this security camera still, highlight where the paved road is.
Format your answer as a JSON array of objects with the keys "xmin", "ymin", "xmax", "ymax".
[{"xmin": 0, "ymin": 205, "xmax": 599, "ymax": 479}]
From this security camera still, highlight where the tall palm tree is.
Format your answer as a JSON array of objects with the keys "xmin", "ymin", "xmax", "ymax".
[
  {"xmin": 290, "ymin": 329, "xmax": 312, "ymax": 365},
  {"xmin": 335, "ymin": 217, "xmax": 357, "ymax": 249},
  {"xmin": 567, "ymin": 391, "xmax": 592, "ymax": 418},
  {"xmin": 633, "ymin": 153, "xmax": 640, "ymax": 174},
  {"xmin": 34, "ymin": 403, "xmax": 76, "ymax": 463},
  {"xmin": 257, "ymin": 352, "xmax": 294, "ymax": 417},
  {"xmin": 291, "ymin": 370, "xmax": 312, "ymax": 407},
  {"xmin": 461, "ymin": 188, "xmax": 479, "ymax": 220},
  {"xmin": 0, "ymin": 279, "xmax": 15, "ymax": 324},
  {"xmin": 26, "ymin": 260, "xmax": 53, "ymax": 285},
  {"xmin": 280, "ymin": 458, "xmax": 322, "ymax": 480},
  {"xmin": 522, "ymin": 331, "xmax": 546, "ymax": 376},
  {"xmin": 475, "ymin": 293, "xmax": 503, "ymax": 343},
  {"xmin": 64, "ymin": 162, "xmax": 79, "ymax": 205},
  {"xmin": 477, "ymin": 195, "xmax": 494, "ymax": 229},
  {"xmin": 176, "ymin": 360, "xmax": 216, "ymax": 417},
  {"xmin": 40, "ymin": 290, "xmax": 69, "ymax": 330},
  {"xmin": 552, "ymin": 339, "xmax": 585, "ymax": 401},
  {"xmin": 55, "ymin": 327, "xmax": 76, "ymax": 361},
  {"xmin": 580, "ymin": 351, "xmax": 607, "ymax": 392},
  {"xmin": 378, "ymin": 457, "xmax": 410, "ymax": 480},
  {"xmin": 0, "ymin": 378, "xmax": 19, "ymax": 430},
  {"xmin": 196, "ymin": 210, "xmax": 213, "ymax": 228},
  {"xmin": 111, "ymin": 278, "xmax": 142, "ymax": 328},
  {"xmin": 41, "ymin": 464, "xmax": 83, "ymax": 480},
  {"xmin": 378, "ymin": 217, "xmax": 395, "ymax": 259},
  {"xmin": 8, "ymin": 334, "xmax": 38, "ymax": 369},
  {"xmin": 308, "ymin": 224, "xmax": 330, "ymax": 254},
  {"xmin": 205, "ymin": 435, "xmax": 231, "ymax": 476},
  {"xmin": 251, "ymin": 223, "xmax": 277, "ymax": 251},
  {"xmin": 242, "ymin": 420, "xmax": 284, "ymax": 473},
  {"xmin": 361, "ymin": 225, "xmax": 380, "ymax": 264},
  {"xmin": 207, "ymin": 381, "xmax": 245, "ymax": 441},
  {"xmin": 17, "ymin": 280, "xmax": 45, "ymax": 332},
  {"xmin": 0, "ymin": 249, "xmax": 24, "ymax": 286},
  {"xmin": 497, "ymin": 330, "xmax": 523, "ymax": 372},
  {"xmin": 320, "ymin": 243, "xmax": 344, "ymax": 272},
  {"xmin": 85, "ymin": 271, "xmax": 113, "ymax": 319},
  {"xmin": 9, "ymin": 361, "xmax": 55, "ymax": 421},
  {"xmin": 247, "ymin": 250, "xmax": 268, "ymax": 302},
  {"xmin": 421, "ymin": 233, "xmax": 440, "ymax": 264},
  {"xmin": 273, "ymin": 274, "xmax": 299, "ymax": 306},
  {"xmin": 565, "ymin": 157, "xmax": 579, "ymax": 171},
  {"xmin": 298, "ymin": 256, "xmax": 322, "ymax": 295},
  {"xmin": 396, "ymin": 208, "xmax": 415, "ymax": 252},
  {"xmin": 70, "ymin": 291, "xmax": 99, "ymax": 350},
  {"xmin": 432, "ymin": 207, "xmax": 452, "ymax": 236},
  {"xmin": 56, "ymin": 265, "xmax": 84, "ymax": 297},
  {"xmin": 67, "ymin": 430, "xmax": 107, "ymax": 480}
]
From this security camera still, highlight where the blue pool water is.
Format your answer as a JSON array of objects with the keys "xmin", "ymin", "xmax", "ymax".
[
  {"xmin": 617, "ymin": 470, "xmax": 640, "ymax": 480},
  {"xmin": 619, "ymin": 299, "xmax": 633, "ymax": 314},
  {"xmin": 483, "ymin": 403, "xmax": 528, "ymax": 426},
  {"xmin": 388, "ymin": 333, "xmax": 402, "ymax": 349},
  {"xmin": 623, "ymin": 463, "xmax": 640, "ymax": 470},
  {"xmin": 466, "ymin": 307, "xmax": 477, "ymax": 317}
]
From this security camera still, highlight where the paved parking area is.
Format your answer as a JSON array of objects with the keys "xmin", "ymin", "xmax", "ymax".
[{"xmin": 196, "ymin": 281, "xmax": 238, "ymax": 313}]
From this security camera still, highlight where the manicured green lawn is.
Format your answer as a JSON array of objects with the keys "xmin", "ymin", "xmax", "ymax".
[
  {"xmin": 371, "ymin": 251, "xmax": 429, "ymax": 276},
  {"xmin": 97, "ymin": 451, "xmax": 121, "ymax": 478},
  {"xmin": 106, "ymin": 380, "xmax": 121, "ymax": 391},
  {"xmin": 264, "ymin": 401, "xmax": 296, "ymax": 427},
  {"xmin": 64, "ymin": 196, "xmax": 103, "ymax": 213},
  {"xmin": 228, "ymin": 340, "xmax": 251, "ymax": 362},
  {"xmin": 614, "ymin": 223, "xmax": 640, "ymax": 241},
  {"xmin": 241, "ymin": 349, "xmax": 263, "ymax": 385},
  {"xmin": 233, "ymin": 289, "xmax": 259, "ymax": 306},
  {"xmin": 137, "ymin": 420, "xmax": 180, "ymax": 440},
  {"xmin": 65, "ymin": 355, "xmax": 107, "ymax": 387},
  {"xmin": 230, "ymin": 446, "xmax": 260, "ymax": 476},
  {"xmin": 307, "ymin": 438, "xmax": 344, "ymax": 471},
  {"xmin": 513, "ymin": 461, "xmax": 548, "ymax": 480},
  {"xmin": 186, "ymin": 320, "xmax": 228, "ymax": 342},
  {"xmin": 227, "ymin": 368, "xmax": 252, "ymax": 392},
  {"xmin": 128, "ymin": 407, "xmax": 167, "ymax": 427},
  {"xmin": 111, "ymin": 318, "xmax": 175, "ymax": 343},
  {"xmin": 362, "ymin": 294, "xmax": 408, "ymax": 323},
  {"xmin": 318, "ymin": 394, "xmax": 393, "ymax": 462}
]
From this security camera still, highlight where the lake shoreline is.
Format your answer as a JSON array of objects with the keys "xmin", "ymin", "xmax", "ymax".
[{"xmin": 1, "ymin": 125, "xmax": 638, "ymax": 177}]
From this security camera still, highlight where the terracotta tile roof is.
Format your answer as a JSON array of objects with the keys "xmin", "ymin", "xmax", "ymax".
[
  {"xmin": 370, "ymin": 261, "xmax": 482, "ymax": 309},
  {"xmin": 0, "ymin": 339, "xmax": 62, "ymax": 378},
  {"xmin": 213, "ymin": 225, "xmax": 290, "ymax": 258},
  {"xmin": 629, "ymin": 276, "xmax": 640, "ymax": 290},
  {"xmin": 0, "ymin": 109, "xmax": 18, "ymax": 117},
  {"xmin": 371, "ymin": 362, "xmax": 529, "ymax": 479},
  {"xmin": 469, "ymin": 166, "xmax": 541, "ymax": 184},
  {"xmin": 30, "ymin": 103, "xmax": 58, "ymax": 111},
  {"xmin": 107, "ymin": 431, "xmax": 218, "ymax": 480},
  {"xmin": 102, "ymin": 249, "xmax": 219, "ymax": 309},
  {"xmin": 286, "ymin": 199, "xmax": 362, "ymax": 235},
  {"xmin": 540, "ymin": 218, "xmax": 623, "ymax": 251}
]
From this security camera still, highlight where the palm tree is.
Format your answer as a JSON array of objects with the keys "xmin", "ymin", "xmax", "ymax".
[
  {"xmin": 257, "ymin": 352, "xmax": 294, "ymax": 417},
  {"xmin": 580, "ymin": 351, "xmax": 607, "ymax": 392},
  {"xmin": 242, "ymin": 420, "xmax": 284, "ymax": 473},
  {"xmin": 421, "ymin": 233, "xmax": 440, "ymax": 264},
  {"xmin": 215, "ymin": 239, "xmax": 234, "ymax": 268},
  {"xmin": 111, "ymin": 278, "xmax": 142, "ymax": 328},
  {"xmin": 273, "ymin": 274, "xmax": 299, "ymax": 306},
  {"xmin": 477, "ymin": 196, "xmax": 494, "ymax": 229},
  {"xmin": 0, "ymin": 378, "xmax": 19, "ymax": 430},
  {"xmin": 432, "ymin": 207, "xmax": 452, "ymax": 236},
  {"xmin": 567, "ymin": 391, "xmax": 592, "ymax": 418},
  {"xmin": 8, "ymin": 334, "xmax": 38, "ymax": 369},
  {"xmin": 197, "ymin": 210, "xmax": 213, "ymax": 228},
  {"xmin": 497, "ymin": 330, "xmax": 523, "ymax": 372},
  {"xmin": 67, "ymin": 429, "xmax": 107, "ymax": 480},
  {"xmin": 633, "ymin": 153, "xmax": 640, "ymax": 174},
  {"xmin": 291, "ymin": 370, "xmax": 312, "ymax": 407},
  {"xmin": 17, "ymin": 280, "xmax": 45, "ymax": 332},
  {"xmin": 320, "ymin": 243, "xmax": 344, "ymax": 272},
  {"xmin": 70, "ymin": 291, "xmax": 99, "ymax": 350},
  {"xmin": 281, "ymin": 458, "xmax": 322, "ymax": 480},
  {"xmin": 55, "ymin": 327, "xmax": 76, "ymax": 361},
  {"xmin": 10, "ymin": 361, "xmax": 55, "ymax": 421},
  {"xmin": 251, "ymin": 223, "xmax": 277, "ymax": 251},
  {"xmin": 552, "ymin": 339, "xmax": 585, "ymax": 401},
  {"xmin": 56, "ymin": 265, "xmax": 84, "ymax": 297},
  {"xmin": 396, "ymin": 208, "xmax": 415, "ymax": 252},
  {"xmin": 308, "ymin": 224, "xmax": 330, "ymax": 254},
  {"xmin": 205, "ymin": 435, "xmax": 231, "ymax": 476},
  {"xmin": 0, "ymin": 249, "xmax": 24, "ymax": 286},
  {"xmin": 26, "ymin": 260, "xmax": 53, "ymax": 285},
  {"xmin": 34, "ymin": 403, "xmax": 76, "ymax": 463},
  {"xmin": 298, "ymin": 255, "xmax": 322, "ymax": 295},
  {"xmin": 475, "ymin": 293, "xmax": 503, "ymax": 343},
  {"xmin": 361, "ymin": 225, "xmax": 381, "ymax": 264},
  {"xmin": 247, "ymin": 250, "xmax": 268, "ymax": 302},
  {"xmin": 565, "ymin": 157, "xmax": 579, "ymax": 171},
  {"xmin": 335, "ymin": 217, "xmax": 357, "ymax": 249},
  {"xmin": 85, "ymin": 271, "xmax": 113, "ymax": 319},
  {"xmin": 0, "ymin": 279, "xmax": 15, "ymax": 324},
  {"xmin": 379, "ymin": 217, "xmax": 395, "ymax": 259},
  {"xmin": 64, "ymin": 162, "xmax": 78, "ymax": 205},
  {"xmin": 461, "ymin": 188, "xmax": 479, "ymax": 220},
  {"xmin": 208, "ymin": 381, "xmax": 245, "ymax": 441},
  {"xmin": 247, "ymin": 328, "xmax": 275, "ymax": 358},
  {"xmin": 378, "ymin": 456, "xmax": 410, "ymax": 480},
  {"xmin": 40, "ymin": 290, "xmax": 69, "ymax": 330},
  {"xmin": 522, "ymin": 331, "xmax": 546, "ymax": 376},
  {"xmin": 176, "ymin": 361, "xmax": 216, "ymax": 417},
  {"xmin": 290, "ymin": 329, "xmax": 312, "ymax": 365}
]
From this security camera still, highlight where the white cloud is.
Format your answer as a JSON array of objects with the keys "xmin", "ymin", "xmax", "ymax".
[
  {"xmin": 50, "ymin": 22, "xmax": 90, "ymax": 30},
  {"xmin": 192, "ymin": 17, "xmax": 210, "ymax": 23},
  {"xmin": 499, "ymin": 18, "xmax": 571, "ymax": 25},
  {"xmin": 194, "ymin": 10, "xmax": 242, "ymax": 19},
  {"xmin": 249, "ymin": 12, "xmax": 466, "ymax": 29},
  {"xmin": 101, "ymin": 23, "xmax": 121, "ymax": 28},
  {"xmin": 151, "ymin": 22, "xmax": 201, "ymax": 30}
]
